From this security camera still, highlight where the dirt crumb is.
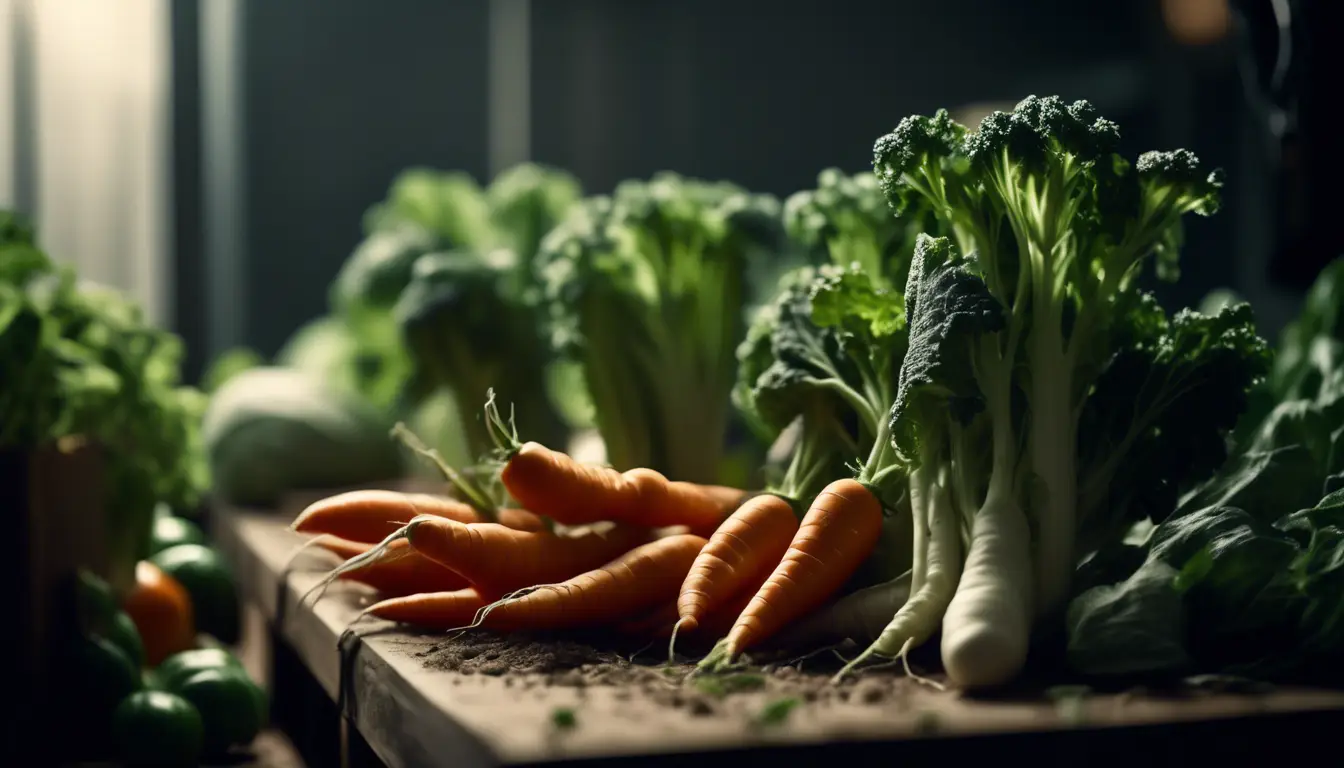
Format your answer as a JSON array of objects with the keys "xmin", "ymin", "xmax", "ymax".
[
  {"xmin": 854, "ymin": 679, "xmax": 888, "ymax": 704},
  {"xmin": 688, "ymin": 697, "xmax": 717, "ymax": 717}
]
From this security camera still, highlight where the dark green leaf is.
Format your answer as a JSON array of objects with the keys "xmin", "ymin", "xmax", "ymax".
[{"xmin": 1066, "ymin": 560, "xmax": 1190, "ymax": 677}]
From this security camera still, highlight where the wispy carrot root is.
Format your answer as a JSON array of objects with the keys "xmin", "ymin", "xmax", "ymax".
[{"xmin": 310, "ymin": 536, "xmax": 469, "ymax": 596}]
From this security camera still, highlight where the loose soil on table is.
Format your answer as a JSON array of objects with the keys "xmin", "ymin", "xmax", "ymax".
[
  {"xmin": 392, "ymin": 628, "xmax": 1284, "ymax": 730},
  {"xmin": 407, "ymin": 629, "xmax": 953, "ymax": 721}
]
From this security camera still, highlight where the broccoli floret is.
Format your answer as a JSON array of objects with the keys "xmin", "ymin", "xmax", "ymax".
[
  {"xmin": 361, "ymin": 168, "xmax": 496, "ymax": 250},
  {"xmin": 783, "ymin": 168, "xmax": 924, "ymax": 290},
  {"xmin": 485, "ymin": 163, "xmax": 583, "ymax": 266}
]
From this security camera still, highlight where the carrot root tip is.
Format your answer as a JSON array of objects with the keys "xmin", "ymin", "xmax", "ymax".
[{"xmin": 667, "ymin": 617, "xmax": 695, "ymax": 664}]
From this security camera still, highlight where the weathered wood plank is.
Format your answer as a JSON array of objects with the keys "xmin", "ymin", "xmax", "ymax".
[{"xmin": 212, "ymin": 498, "xmax": 1344, "ymax": 767}]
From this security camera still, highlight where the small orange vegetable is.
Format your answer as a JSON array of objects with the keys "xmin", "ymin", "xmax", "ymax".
[
  {"xmin": 122, "ymin": 561, "xmax": 196, "ymax": 667},
  {"xmin": 503, "ymin": 450, "xmax": 743, "ymax": 535}
]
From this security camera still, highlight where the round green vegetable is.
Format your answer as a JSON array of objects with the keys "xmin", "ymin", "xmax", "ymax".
[
  {"xmin": 61, "ymin": 634, "xmax": 143, "ymax": 753},
  {"xmin": 74, "ymin": 568, "xmax": 118, "ymax": 632},
  {"xmin": 202, "ymin": 367, "xmax": 405, "ymax": 508},
  {"xmin": 113, "ymin": 690, "xmax": 205, "ymax": 767},
  {"xmin": 150, "ymin": 514, "xmax": 207, "ymax": 555},
  {"xmin": 176, "ymin": 668, "xmax": 264, "ymax": 756},
  {"xmin": 107, "ymin": 610, "xmax": 147, "ymax": 670},
  {"xmin": 149, "ymin": 544, "xmax": 241, "ymax": 644},
  {"xmin": 154, "ymin": 647, "xmax": 244, "ymax": 692},
  {"xmin": 73, "ymin": 633, "xmax": 141, "ymax": 702}
]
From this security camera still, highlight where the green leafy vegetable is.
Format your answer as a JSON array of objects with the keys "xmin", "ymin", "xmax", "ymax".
[
  {"xmin": 783, "ymin": 167, "xmax": 928, "ymax": 290},
  {"xmin": 535, "ymin": 173, "xmax": 785, "ymax": 483},
  {"xmin": 395, "ymin": 248, "xmax": 567, "ymax": 459},
  {"xmin": 0, "ymin": 211, "xmax": 208, "ymax": 591},
  {"xmin": 1067, "ymin": 260, "xmax": 1344, "ymax": 683},
  {"xmin": 819, "ymin": 95, "xmax": 1269, "ymax": 688}
]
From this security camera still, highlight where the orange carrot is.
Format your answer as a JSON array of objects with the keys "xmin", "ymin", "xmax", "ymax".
[
  {"xmin": 485, "ymin": 392, "xmax": 746, "ymax": 536},
  {"xmin": 436, "ymin": 534, "xmax": 707, "ymax": 632},
  {"xmin": 505, "ymin": 455, "xmax": 745, "ymax": 535},
  {"xmin": 701, "ymin": 479, "xmax": 884, "ymax": 668},
  {"xmin": 402, "ymin": 517, "xmax": 652, "ymax": 599},
  {"xmin": 292, "ymin": 489, "xmax": 545, "ymax": 543},
  {"xmin": 313, "ymin": 537, "xmax": 469, "ymax": 596},
  {"xmin": 312, "ymin": 536, "xmax": 372, "ymax": 559},
  {"xmin": 675, "ymin": 494, "xmax": 799, "ymax": 636},
  {"xmin": 621, "ymin": 587, "xmax": 757, "ymax": 642},
  {"xmin": 364, "ymin": 588, "xmax": 489, "ymax": 629}
]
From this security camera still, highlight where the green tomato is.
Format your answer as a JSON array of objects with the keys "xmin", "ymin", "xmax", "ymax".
[
  {"xmin": 149, "ymin": 515, "xmax": 207, "ymax": 555},
  {"xmin": 113, "ymin": 690, "xmax": 205, "ymax": 767},
  {"xmin": 71, "ymin": 634, "xmax": 142, "ymax": 704},
  {"xmin": 176, "ymin": 668, "xmax": 263, "ymax": 756},
  {"xmin": 74, "ymin": 568, "xmax": 118, "ymax": 632},
  {"xmin": 106, "ymin": 610, "xmax": 147, "ymax": 670},
  {"xmin": 61, "ymin": 634, "xmax": 142, "ymax": 754},
  {"xmin": 153, "ymin": 647, "xmax": 244, "ymax": 692},
  {"xmin": 149, "ymin": 544, "xmax": 241, "ymax": 645}
]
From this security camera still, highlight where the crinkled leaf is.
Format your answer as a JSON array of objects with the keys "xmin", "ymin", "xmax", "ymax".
[{"xmin": 887, "ymin": 235, "xmax": 1004, "ymax": 462}]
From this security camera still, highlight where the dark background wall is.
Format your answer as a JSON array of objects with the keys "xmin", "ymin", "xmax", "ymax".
[
  {"xmin": 169, "ymin": 0, "xmax": 1322, "ymax": 384},
  {"xmin": 241, "ymin": 0, "xmax": 492, "ymax": 362}
]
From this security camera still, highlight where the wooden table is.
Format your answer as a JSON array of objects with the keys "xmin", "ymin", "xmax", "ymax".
[{"xmin": 211, "ymin": 498, "xmax": 1344, "ymax": 768}]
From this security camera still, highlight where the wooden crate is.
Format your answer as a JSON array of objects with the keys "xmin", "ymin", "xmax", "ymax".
[{"xmin": 1, "ymin": 438, "xmax": 106, "ymax": 758}]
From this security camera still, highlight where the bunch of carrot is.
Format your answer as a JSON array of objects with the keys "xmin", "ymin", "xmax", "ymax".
[{"xmin": 288, "ymin": 393, "xmax": 885, "ymax": 662}]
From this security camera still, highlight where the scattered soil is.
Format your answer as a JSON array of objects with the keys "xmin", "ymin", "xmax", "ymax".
[{"xmin": 409, "ymin": 629, "xmax": 927, "ymax": 715}]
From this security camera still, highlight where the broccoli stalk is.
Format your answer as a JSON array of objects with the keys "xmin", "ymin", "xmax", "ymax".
[
  {"xmin": 536, "ymin": 174, "xmax": 784, "ymax": 484},
  {"xmin": 837, "ymin": 235, "xmax": 1024, "ymax": 684},
  {"xmin": 874, "ymin": 96, "xmax": 1228, "ymax": 618}
]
